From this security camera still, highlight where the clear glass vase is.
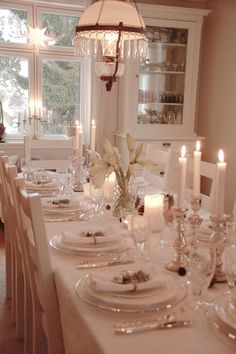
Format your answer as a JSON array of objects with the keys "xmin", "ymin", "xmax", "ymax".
[{"xmin": 112, "ymin": 180, "xmax": 137, "ymax": 218}]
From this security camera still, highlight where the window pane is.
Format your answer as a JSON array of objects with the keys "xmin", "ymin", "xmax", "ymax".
[
  {"xmin": 0, "ymin": 8, "xmax": 28, "ymax": 44},
  {"xmin": 41, "ymin": 13, "xmax": 79, "ymax": 47},
  {"xmin": 0, "ymin": 56, "xmax": 29, "ymax": 134},
  {"xmin": 42, "ymin": 59, "xmax": 80, "ymax": 134}
]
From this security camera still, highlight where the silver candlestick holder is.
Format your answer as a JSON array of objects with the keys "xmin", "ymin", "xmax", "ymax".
[
  {"xmin": 72, "ymin": 150, "xmax": 84, "ymax": 192},
  {"xmin": 210, "ymin": 214, "xmax": 229, "ymax": 283},
  {"xmin": 166, "ymin": 207, "xmax": 188, "ymax": 272},
  {"xmin": 188, "ymin": 195, "xmax": 202, "ymax": 247}
]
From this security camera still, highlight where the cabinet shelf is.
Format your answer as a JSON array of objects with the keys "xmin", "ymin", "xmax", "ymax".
[
  {"xmin": 140, "ymin": 70, "xmax": 185, "ymax": 75},
  {"xmin": 138, "ymin": 102, "xmax": 183, "ymax": 106},
  {"xmin": 148, "ymin": 41, "xmax": 187, "ymax": 48}
]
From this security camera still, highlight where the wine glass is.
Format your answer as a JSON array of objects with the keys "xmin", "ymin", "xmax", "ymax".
[
  {"xmin": 185, "ymin": 243, "xmax": 216, "ymax": 310},
  {"xmin": 56, "ymin": 169, "xmax": 72, "ymax": 198},
  {"xmin": 89, "ymin": 184, "xmax": 104, "ymax": 214},
  {"xmin": 223, "ymin": 241, "xmax": 236, "ymax": 295},
  {"xmin": 130, "ymin": 214, "xmax": 151, "ymax": 261}
]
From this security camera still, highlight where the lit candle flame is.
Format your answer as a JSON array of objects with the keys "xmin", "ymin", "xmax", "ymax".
[
  {"xmin": 181, "ymin": 145, "xmax": 186, "ymax": 158},
  {"xmin": 196, "ymin": 140, "xmax": 201, "ymax": 152},
  {"xmin": 92, "ymin": 119, "xmax": 95, "ymax": 126},
  {"xmin": 218, "ymin": 149, "xmax": 224, "ymax": 163},
  {"xmin": 75, "ymin": 120, "xmax": 79, "ymax": 126}
]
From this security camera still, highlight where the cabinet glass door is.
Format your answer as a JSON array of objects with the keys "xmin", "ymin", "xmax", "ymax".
[{"xmin": 138, "ymin": 25, "xmax": 188, "ymax": 126}]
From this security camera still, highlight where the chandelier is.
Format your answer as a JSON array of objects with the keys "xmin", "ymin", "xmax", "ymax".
[{"xmin": 74, "ymin": 0, "xmax": 148, "ymax": 91}]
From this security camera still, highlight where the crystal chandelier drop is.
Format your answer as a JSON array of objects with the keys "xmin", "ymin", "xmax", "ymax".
[{"xmin": 74, "ymin": 0, "xmax": 148, "ymax": 91}]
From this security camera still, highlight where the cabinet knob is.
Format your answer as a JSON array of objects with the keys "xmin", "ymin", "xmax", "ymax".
[
  {"xmin": 162, "ymin": 142, "xmax": 171, "ymax": 148},
  {"xmin": 160, "ymin": 171, "xmax": 165, "ymax": 176}
]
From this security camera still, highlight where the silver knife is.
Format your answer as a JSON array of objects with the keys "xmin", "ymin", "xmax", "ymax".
[
  {"xmin": 76, "ymin": 258, "xmax": 134, "ymax": 269},
  {"xmin": 114, "ymin": 319, "xmax": 193, "ymax": 334}
]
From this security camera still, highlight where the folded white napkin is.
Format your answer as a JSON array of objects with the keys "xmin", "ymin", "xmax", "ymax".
[
  {"xmin": 25, "ymin": 178, "xmax": 58, "ymax": 190},
  {"xmin": 60, "ymin": 227, "xmax": 119, "ymax": 246},
  {"xmin": 90, "ymin": 269, "xmax": 165, "ymax": 293}
]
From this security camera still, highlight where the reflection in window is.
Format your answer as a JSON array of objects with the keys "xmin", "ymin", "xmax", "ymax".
[
  {"xmin": 0, "ymin": 56, "xmax": 29, "ymax": 134},
  {"xmin": 42, "ymin": 59, "xmax": 80, "ymax": 134},
  {"xmin": 42, "ymin": 13, "xmax": 79, "ymax": 47},
  {"xmin": 0, "ymin": 8, "xmax": 28, "ymax": 43}
]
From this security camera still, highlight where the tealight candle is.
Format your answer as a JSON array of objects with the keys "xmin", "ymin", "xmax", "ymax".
[
  {"xmin": 214, "ymin": 149, "xmax": 226, "ymax": 216},
  {"xmin": 83, "ymin": 182, "xmax": 91, "ymax": 199},
  {"xmin": 104, "ymin": 172, "xmax": 116, "ymax": 201},
  {"xmin": 144, "ymin": 194, "xmax": 164, "ymax": 232},
  {"xmin": 193, "ymin": 140, "xmax": 201, "ymax": 196},
  {"xmin": 177, "ymin": 145, "xmax": 187, "ymax": 209}
]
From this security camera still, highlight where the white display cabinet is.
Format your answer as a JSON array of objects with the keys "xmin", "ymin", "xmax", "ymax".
[{"xmin": 115, "ymin": 5, "xmax": 210, "ymax": 162}]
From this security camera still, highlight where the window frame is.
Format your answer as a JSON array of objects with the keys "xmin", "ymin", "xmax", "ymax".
[
  {"xmin": 0, "ymin": 2, "xmax": 33, "ymax": 49},
  {"xmin": 0, "ymin": 1, "xmax": 88, "ymax": 140}
]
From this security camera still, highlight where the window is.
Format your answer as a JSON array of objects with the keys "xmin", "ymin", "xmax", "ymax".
[
  {"xmin": 0, "ymin": 2, "xmax": 88, "ymax": 138},
  {"xmin": 41, "ymin": 57, "xmax": 81, "ymax": 134},
  {"xmin": 0, "ymin": 54, "xmax": 29, "ymax": 134}
]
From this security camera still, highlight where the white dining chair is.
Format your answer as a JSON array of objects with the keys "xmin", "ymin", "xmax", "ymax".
[
  {"xmin": 2, "ymin": 161, "xmax": 26, "ymax": 340},
  {"xmin": 143, "ymin": 144, "xmax": 179, "ymax": 192},
  {"xmin": 0, "ymin": 155, "xmax": 14, "ymax": 304},
  {"xmin": 24, "ymin": 136, "xmax": 75, "ymax": 170},
  {"xmin": 186, "ymin": 157, "xmax": 217, "ymax": 213},
  {"xmin": 14, "ymin": 176, "xmax": 64, "ymax": 354}
]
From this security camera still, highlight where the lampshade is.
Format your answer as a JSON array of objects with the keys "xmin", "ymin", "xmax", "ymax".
[{"xmin": 74, "ymin": 0, "xmax": 148, "ymax": 91}]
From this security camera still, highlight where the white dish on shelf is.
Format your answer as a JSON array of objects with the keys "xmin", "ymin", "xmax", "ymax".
[{"xmin": 75, "ymin": 268, "xmax": 186, "ymax": 313}]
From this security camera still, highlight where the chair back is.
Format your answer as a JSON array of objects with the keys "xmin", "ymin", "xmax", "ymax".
[
  {"xmin": 24, "ymin": 136, "xmax": 75, "ymax": 170},
  {"xmin": 14, "ymin": 177, "xmax": 64, "ymax": 354},
  {"xmin": 143, "ymin": 144, "xmax": 179, "ymax": 191},
  {"xmin": 186, "ymin": 157, "xmax": 217, "ymax": 212}
]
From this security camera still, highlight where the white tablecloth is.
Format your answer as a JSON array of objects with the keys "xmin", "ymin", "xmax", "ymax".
[{"xmin": 45, "ymin": 210, "xmax": 236, "ymax": 354}]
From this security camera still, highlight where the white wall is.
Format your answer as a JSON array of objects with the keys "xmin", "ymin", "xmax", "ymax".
[{"xmin": 196, "ymin": 0, "xmax": 236, "ymax": 213}]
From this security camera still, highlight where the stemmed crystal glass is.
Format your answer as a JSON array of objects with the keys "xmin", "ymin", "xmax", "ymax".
[
  {"xmin": 223, "ymin": 241, "xmax": 236, "ymax": 295},
  {"xmin": 56, "ymin": 169, "xmax": 73, "ymax": 198},
  {"xmin": 185, "ymin": 243, "xmax": 216, "ymax": 310},
  {"xmin": 130, "ymin": 214, "xmax": 151, "ymax": 261},
  {"xmin": 89, "ymin": 183, "xmax": 104, "ymax": 214}
]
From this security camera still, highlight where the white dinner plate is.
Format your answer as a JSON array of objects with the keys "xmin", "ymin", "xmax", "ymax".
[
  {"xmin": 42, "ymin": 197, "xmax": 81, "ymax": 213},
  {"xmin": 208, "ymin": 295, "xmax": 236, "ymax": 341},
  {"xmin": 75, "ymin": 268, "xmax": 186, "ymax": 313},
  {"xmin": 49, "ymin": 234, "xmax": 131, "ymax": 256}
]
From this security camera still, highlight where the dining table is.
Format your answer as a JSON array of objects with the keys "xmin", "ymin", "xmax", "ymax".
[{"xmin": 42, "ymin": 187, "xmax": 236, "ymax": 354}]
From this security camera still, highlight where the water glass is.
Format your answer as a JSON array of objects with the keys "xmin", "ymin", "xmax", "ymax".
[
  {"xmin": 223, "ymin": 241, "xmax": 236, "ymax": 294},
  {"xmin": 89, "ymin": 184, "xmax": 104, "ymax": 214},
  {"xmin": 185, "ymin": 243, "xmax": 216, "ymax": 309},
  {"xmin": 130, "ymin": 214, "xmax": 151, "ymax": 261},
  {"xmin": 56, "ymin": 169, "xmax": 73, "ymax": 198}
]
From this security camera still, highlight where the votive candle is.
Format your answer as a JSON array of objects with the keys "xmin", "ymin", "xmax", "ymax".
[
  {"xmin": 144, "ymin": 194, "xmax": 164, "ymax": 232},
  {"xmin": 104, "ymin": 172, "xmax": 116, "ymax": 201}
]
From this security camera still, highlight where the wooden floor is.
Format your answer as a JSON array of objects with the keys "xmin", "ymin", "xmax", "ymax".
[{"xmin": 0, "ymin": 224, "xmax": 24, "ymax": 354}]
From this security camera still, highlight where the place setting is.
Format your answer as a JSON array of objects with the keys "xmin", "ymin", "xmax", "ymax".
[
  {"xmin": 24, "ymin": 169, "xmax": 59, "ymax": 197},
  {"xmin": 49, "ymin": 223, "xmax": 132, "ymax": 260},
  {"xmin": 75, "ymin": 265, "xmax": 187, "ymax": 314}
]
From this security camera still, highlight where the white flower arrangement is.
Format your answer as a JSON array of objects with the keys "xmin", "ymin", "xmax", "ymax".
[{"xmin": 89, "ymin": 134, "xmax": 156, "ymax": 190}]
